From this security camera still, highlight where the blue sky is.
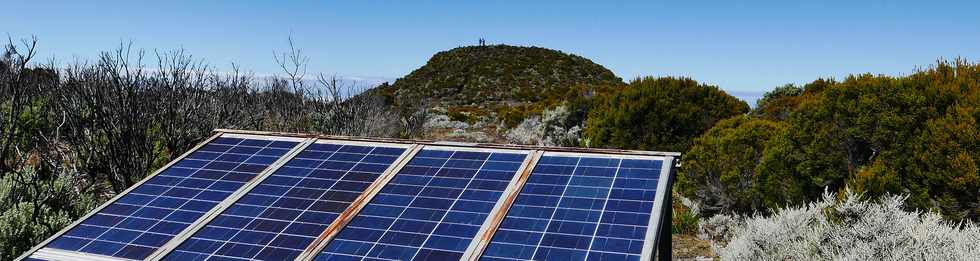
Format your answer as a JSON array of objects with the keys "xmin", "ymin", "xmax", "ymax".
[{"xmin": 4, "ymin": 1, "xmax": 979, "ymax": 102}]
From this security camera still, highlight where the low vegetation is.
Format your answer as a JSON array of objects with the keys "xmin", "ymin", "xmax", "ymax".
[
  {"xmin": 678, "ymin": 115, "xmax": 787, "ymax": 216},
  {"xmin": 704, "ymin": 189, "xmax": 980, "ymax": 260},
  {"xmin": 505, "ymin": 104, "xmax": 582, "ymax": 147}
]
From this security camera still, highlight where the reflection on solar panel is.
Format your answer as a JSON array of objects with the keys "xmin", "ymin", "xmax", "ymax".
[
  {"xmin": 165, "ymin": 142, "xmax": 409, "ymax": 260},
  {"xmin": 315, "ymin": 148, "xmax": 528, "ymax": 261},
  {"xmin": 31, "ymin": 134, "xmax": 300, "ymax": 260},
  {"xmin": 480, "ymin": 154, "xmax": 663, "ymax": 261},
  {"xmin": 21, "ymin": 130, "xmax": 678, "ymax": 261}
]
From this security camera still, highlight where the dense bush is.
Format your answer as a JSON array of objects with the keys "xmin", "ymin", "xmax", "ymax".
[
  {"xmin": 751, "ymin": 79, "xmax": 832, "ymax": 121},
  {"xmin": 583, "ymin": 77, "xmax": 749, "ymax": 152},
  {"xmin": 705, "ymin": 189, "xmax": 980, "ymax": 260},
  {"xmin": 757, "ymin": 60, "xmax": 980, "ymax": 220},
  {"xmin": 678, "ymin": 115, "xmax": 787, "ymax": 216},
  {"xmin": 681, "ymin": 62, "xmax": 980, "ymax": 220},
  {"xmin": 0, "ymin": 167, "xmax": 97, "ymax": 260},
  {"xmin": 751, "ymin": 84, "xmax": 802, "ymax": 120}
]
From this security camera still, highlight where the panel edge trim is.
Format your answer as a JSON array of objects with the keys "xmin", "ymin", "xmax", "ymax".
[
  {"xmin": 640, "ymin": 156, "xmax": 675, "ymax": 260},
  {"xmin": 32, "ymin": 248, "xmax": 131, "ymax": 261},
  {"xmin": 459, "ymin": 150, "xmax": 543, "ymax": 261}
]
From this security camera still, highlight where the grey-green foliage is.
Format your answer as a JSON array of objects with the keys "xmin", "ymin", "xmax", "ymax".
[
  {"xmin": 0, "ymin": 167, "xmax": 98, "ymax": 260},
  {"xmin": 505, "ymin": 104, "xmax": 582, "ymax": 147},
  {"xmin": 704, "ymin": 188, "xmax": 980, "ymax": 260}
]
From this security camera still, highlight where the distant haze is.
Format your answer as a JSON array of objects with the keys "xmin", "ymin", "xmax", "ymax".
[{"xmin": 728, "ymin": 91, "xmax": 764, "ymax": 107}]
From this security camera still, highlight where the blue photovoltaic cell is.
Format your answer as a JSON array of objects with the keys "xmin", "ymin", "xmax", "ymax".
[
  {"xmin": 315, "ymin": 148, "xmax": 528, "ymax": 261},
  {"xmin": 39, "ymin": 137, "xmax": 298, "ymax": 260},
  {"xmin": 165, "ymin": 143, "xmax": 407, "ymax": 261},
  {"xmin": 480, "ymin": 155, "xmax": 663, "ymax": 261}
]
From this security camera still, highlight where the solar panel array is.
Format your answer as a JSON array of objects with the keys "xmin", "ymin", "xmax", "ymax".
[{"xmin": 24, "ymin": 131, "xmax": 675, "ymax": 261}]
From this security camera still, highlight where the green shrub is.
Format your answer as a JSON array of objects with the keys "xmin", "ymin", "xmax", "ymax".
[
  {"xmin": 757, "ymin": 60, "xmax": 980, "ymax": 220},
  {"xmin": 583, "ymin": 77, "xmax": 749, "ymax": 152},
  {"xmin": 446, "ymin": 110, "xmax": 471, "ymax": 123},
  {"xmin": 679, "ymin": 115, "xmax": 787, "ymax": 216},
  {"xmin": 672, "ymin": 194, "xmax": 701, "ymax": 235},
  {"xmin": 751, "ymin": 79, "xmax": 833, "ymax": 121},
  {"xmin": 0, "ymin": 167, "xmax": 98, "ymax": 260}
]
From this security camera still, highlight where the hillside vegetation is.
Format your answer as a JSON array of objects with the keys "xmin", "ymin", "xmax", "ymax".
[
  {"xmin": 679, "ymin": 61, "xmax": 980, "ymax": 221},
  {"xmin": 367, "ymin": 45, "xmax": 624, "ymax": 140},
  {"xmin": 376, "ymin": 45, "xmax": 622, "ymax": 108}
]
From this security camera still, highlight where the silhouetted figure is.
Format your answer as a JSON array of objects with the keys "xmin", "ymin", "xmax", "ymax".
[{"xmin": 479, "ymin": 38, "xmax": 485, "ymax": 46}]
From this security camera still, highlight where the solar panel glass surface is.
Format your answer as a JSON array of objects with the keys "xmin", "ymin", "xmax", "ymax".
[
  {"xmin": 166, "ymin": 142, "xmax": 408, "ymax": 261},
  {"xmin": 315, "ymin": 148, "xmax": 528, "ymax": 261},
  {"xmin": 38, "ymin": 136, "xmax": 298, "ymax": 260},
  {"xmin": 480, "ymin": 154, "xmax": 664, "ymax": 261}
]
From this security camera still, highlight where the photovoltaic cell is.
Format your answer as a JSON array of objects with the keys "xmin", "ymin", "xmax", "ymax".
[
  {"xmin": 480, "ymin": 155, "xmax": 663, "ymax": 261},
  {"xmin": 37, "ymin": 136, "xmax": 298, "ymax": 260},
  {"xmin": 315, "ymin": 148, "xmax": 528, "ymax": 261},
  {"xmin": 165, "ymin": 142, "xmax": 408, "ymax": 261}
]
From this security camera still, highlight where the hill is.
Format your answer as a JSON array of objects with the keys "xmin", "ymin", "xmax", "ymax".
[{"xmin": 368, "ymin": 44, "xmax": 623, "ymax": 109}]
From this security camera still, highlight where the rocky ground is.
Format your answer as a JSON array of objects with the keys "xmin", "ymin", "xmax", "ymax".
[{"xmin": 673, "ymin": 234, "xmax": 715, "ymax": 260}]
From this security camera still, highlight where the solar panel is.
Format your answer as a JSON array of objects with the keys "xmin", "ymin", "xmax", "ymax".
[
  {"xmin": 314, "ymin": 147, "xmax": 529, "ymax": 261},
  {"xmin": 30, "ymin": 134, "xmax": 301, "ymax": 260},
  {"xmin": 479, "ymin": 153, "xmax": 665, "ymax": 261},
  {"xmin": 163, "ymin": 141, "xmax": 410, "ymax": 261}
]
